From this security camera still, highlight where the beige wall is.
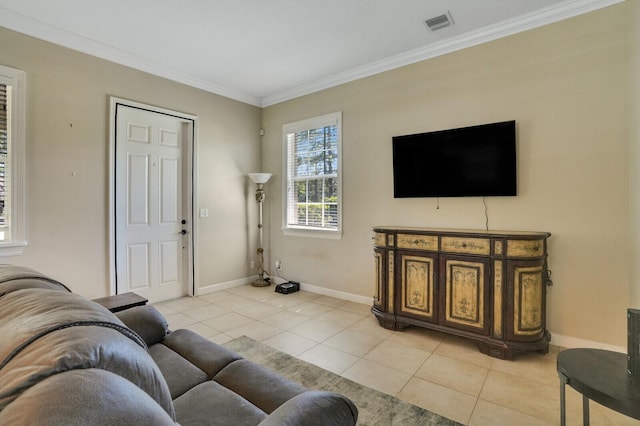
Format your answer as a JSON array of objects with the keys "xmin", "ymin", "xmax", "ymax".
[
  {"xmin": 0, "ymin": 3, "xmax": 635, "ymax": 348},
  {"xmin": 0, "ymin": 28, "xmax": 262, "ymax": 299},
  {"xmin": 630, "ymin": 0, "xmax": 640, "ymax": 308},
  {"xmin": 262, "ymin": 4, "xmax": 632, "ymax": 347}
]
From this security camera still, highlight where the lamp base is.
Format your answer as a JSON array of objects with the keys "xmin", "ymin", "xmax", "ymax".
[{"xmin": 251, "ymin": 277, "xmax": 271, "ymax": 287}]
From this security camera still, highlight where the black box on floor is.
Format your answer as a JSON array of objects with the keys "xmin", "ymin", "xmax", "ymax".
[{"xmin": 275, "ymin": 281, "xmax": 299, "ymax": 294}]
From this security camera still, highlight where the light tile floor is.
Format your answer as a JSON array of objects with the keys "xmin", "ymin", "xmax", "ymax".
[{"xmin": 154, "ymin": 285, "xmax": 640, "ymax": 425}]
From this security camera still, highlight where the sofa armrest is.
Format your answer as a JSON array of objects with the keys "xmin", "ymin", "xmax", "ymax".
[
  {"xmin": 116, "ymin": 305, "xmax": 169, "ymax": 346},
  {"xmin": 258, "ymin": 390, "xmax": 358, "ymax": 426}
]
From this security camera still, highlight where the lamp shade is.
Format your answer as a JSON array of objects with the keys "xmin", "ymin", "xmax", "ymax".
[{"xmin": 249, "ymin": 173, "xmax": 272, "ymax": 184}]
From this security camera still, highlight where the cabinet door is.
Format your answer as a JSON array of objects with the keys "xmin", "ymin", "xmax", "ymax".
[
  {"xmin": 440, "ymin": 256, "xmax": 491, "ymax": 335},
  {"xmin": 506, "ymin": 260, "xmax": 546, "ymax": 342},
  {"xmin": 373, "ymin": 247, "xmax": 386, "ymax": 312},
  {"xmin": 396, "ymin": 251, "xmax": 437, "ymax": 323}
]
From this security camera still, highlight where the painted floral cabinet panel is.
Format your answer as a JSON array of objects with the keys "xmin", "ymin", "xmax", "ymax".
[
  {"xmin": 506, "ymin": 261, "xmax": 547, "ymax": 342},
  {"xmin": 396, "ymin": 252, "xmax": 438, "ymax": 323},
  {"xmin": 441, "ymin": 256, "xmax": 491, "ymax": 335}
]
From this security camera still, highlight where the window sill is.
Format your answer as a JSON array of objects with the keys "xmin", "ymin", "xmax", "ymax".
[
  {"xmin": 0, "ymin": 240, "xmax": 27, "ymax": 257},
  {"xmin": 282, "ymin": 227, "xmax": 342, "ymax": 240}
]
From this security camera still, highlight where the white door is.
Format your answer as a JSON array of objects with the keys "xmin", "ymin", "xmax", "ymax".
[{"xmin": 114, "ymin": 102, "xmax": 194, "ymax": 302}]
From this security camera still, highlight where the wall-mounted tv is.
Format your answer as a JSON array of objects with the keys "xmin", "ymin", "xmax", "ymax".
[{"xmin": 392, "ymin": 120, "xmax": 517, "ymax": 198}]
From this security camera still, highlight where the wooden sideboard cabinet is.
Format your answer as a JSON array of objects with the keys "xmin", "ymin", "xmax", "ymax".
[{"xmin": 372, "ymin": 227, "xmax": 551, "ymax": 359}]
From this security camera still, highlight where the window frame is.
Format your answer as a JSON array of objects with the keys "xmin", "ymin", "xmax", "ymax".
[
  {"xmin": 0, "ymin": 65, "xmax": 27, "ymax": 256},
  {"xmin": 282, "ymin": 111, "xmax": 342, "ymax": 239}
]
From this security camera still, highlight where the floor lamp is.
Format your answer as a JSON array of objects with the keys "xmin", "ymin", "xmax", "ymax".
[{"xmin": 249, "ymin": 173, "xmax": 272, "ymax": 287}]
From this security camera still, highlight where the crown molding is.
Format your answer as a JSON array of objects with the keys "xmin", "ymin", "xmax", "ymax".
[
  {"xmin": 0, "ymin": 0, "xmax": 625, "ymax": 108},
  {"xmin": 260, "ymin": 0, "xmax": 625, "ymax": 107},
  {"xmin": 0, "ymin": 7, "xmax": 262, "ymax": 107}
]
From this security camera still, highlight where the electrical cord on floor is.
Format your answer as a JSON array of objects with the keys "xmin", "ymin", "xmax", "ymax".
[{"xmin": 272, "ymin": 268, "xmax": 288, "ymax": 283}]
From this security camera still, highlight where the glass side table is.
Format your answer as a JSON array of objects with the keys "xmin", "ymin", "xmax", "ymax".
[{"xmin": 557, "ymin": 348, "xmax": 640, "ymax": 425}]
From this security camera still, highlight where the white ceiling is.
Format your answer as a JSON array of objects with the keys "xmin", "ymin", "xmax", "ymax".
[{"xmin": 0, "ymin": 0, "xmax": 622, "ymax": 106}]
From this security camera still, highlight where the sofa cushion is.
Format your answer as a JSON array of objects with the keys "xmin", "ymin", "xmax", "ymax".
[
  {"xmin": 161, "ymin": 328, "xmax": 242, "ymax": 377},
  {"xmin": 0, "ymin": 289, "xmax": 174, "ymax": 419},
  {"xmin": 0, "ymin": 288, "xmax": 143, "ymax": 367},
  {"xmin": 0, "ymin": 264, "xmax": 70, "ymax": 296},
  {"xmin": 0, "ymin": 278, "xmax": 71, "ymax": 296},
  {"xmin": 0, "ymin": 369, "xmax": 177, "ymax": 426},
  {"xmin": 214, "ymin": 359, "xmax": 307, "ymax": 414},
  {"xmin": 173, "ymin": 380, "xmax": 267, "ymax": 426},
  {"xmin": 149, "ymin": 343, "xmax": 209, "ymax": 399},
  {"xmin": 0, "ymin": 289, "xmax": 139, "ymax": 363}
]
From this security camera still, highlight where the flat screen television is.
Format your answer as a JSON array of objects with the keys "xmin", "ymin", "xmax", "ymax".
[{"xmin": 392, "ymin": 120, "xmax": 517, "ymax": 198}]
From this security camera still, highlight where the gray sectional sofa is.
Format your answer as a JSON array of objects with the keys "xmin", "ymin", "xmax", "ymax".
[{"xmin": 0, "ymin": 266, "xmax": 358, "ymax": 425}]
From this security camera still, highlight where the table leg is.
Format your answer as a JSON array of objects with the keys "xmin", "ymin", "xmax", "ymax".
[
  {"xmin": 582, "ymin": 395, "xmax": 590, "ymax": 426},
  {"xmin": 559, "ymin": 372, "xmax": 567, "ymax": 426}
]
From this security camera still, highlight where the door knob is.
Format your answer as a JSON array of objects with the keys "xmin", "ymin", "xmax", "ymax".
[{"xmin": 180, "ymin": 229, "xmax": 188, "ymax": 235}]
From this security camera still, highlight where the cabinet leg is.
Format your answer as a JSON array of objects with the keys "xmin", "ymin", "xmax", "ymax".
[
  {"xmin": 478, "ymin": 341, "xmax": 514, "ymax": 360},
  {"xmin": 372, "ymin": 312, "xmax": 405, "ymax": 330},
  {"xmin": 538, "ymin": 344, "xmax": 550, "ymax": 355}
]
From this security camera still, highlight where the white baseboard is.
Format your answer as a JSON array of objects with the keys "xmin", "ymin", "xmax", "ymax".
[
  {"xmin": 196, "ymin": 276, "xmax": 625, "ymax": 352},
  {"xmin": 549, "ymin": 332, "xmax": 625, "ymax": 353},
  {"xmin": 197, "ymin": 276, "xmax": 370, "ymax": 304},
  {"xmin": 196, "ymin": 276, "xmax": 254, "ymax": 295},
  {"xmin": 299, "ymin": 282, "xmax": 372, "ymax": 305}
]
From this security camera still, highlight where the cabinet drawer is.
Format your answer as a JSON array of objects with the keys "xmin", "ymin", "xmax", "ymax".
[
  {"xmin": 373, "ymin": 232, "xmax": 387, "ymax": 247},
  {"xmin": 507, "ymin": 240, "xmax": 545, "ymax": 258},
  {"xmin": 441, "ymin": 236, "xmax": 490, "ymax": 255},
  {"xmin": 397, "ymin": 234, "xmax": 438, "ymax": 251}
]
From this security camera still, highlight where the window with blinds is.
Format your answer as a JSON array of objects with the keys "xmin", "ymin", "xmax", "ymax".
[
  {"xmin": 0, "ymin": 84, "xmax": 9, "ymax": 239},
  {"xmin": 283, "ymin": 112, "xmax": 342, "ymax": 237},
  {"xmin": 0, "ymin": 64, "xmax": 26, "ymax": 255}
]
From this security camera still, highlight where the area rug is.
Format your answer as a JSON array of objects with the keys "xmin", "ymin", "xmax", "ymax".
[{"xmin": 223, "ymin": 336, "xmax": 462, "ymax": 426}]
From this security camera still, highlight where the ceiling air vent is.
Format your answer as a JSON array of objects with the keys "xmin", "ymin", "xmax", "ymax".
[{"xmin": 425, "ymin": 12, "xmax": 453, "ymax": 31}]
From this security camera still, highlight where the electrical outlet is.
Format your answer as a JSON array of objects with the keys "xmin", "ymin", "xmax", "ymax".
[
  {"xmin": 275, "ymin": 260, "xmax": 282, "ymax": 271},
  {"xmin": 199, "ymin": 208, "xmax": 209, "ymax": 218},
  {"xmin": 250, "ymin": 260, "xmax": 255, "ymax": 269}
]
